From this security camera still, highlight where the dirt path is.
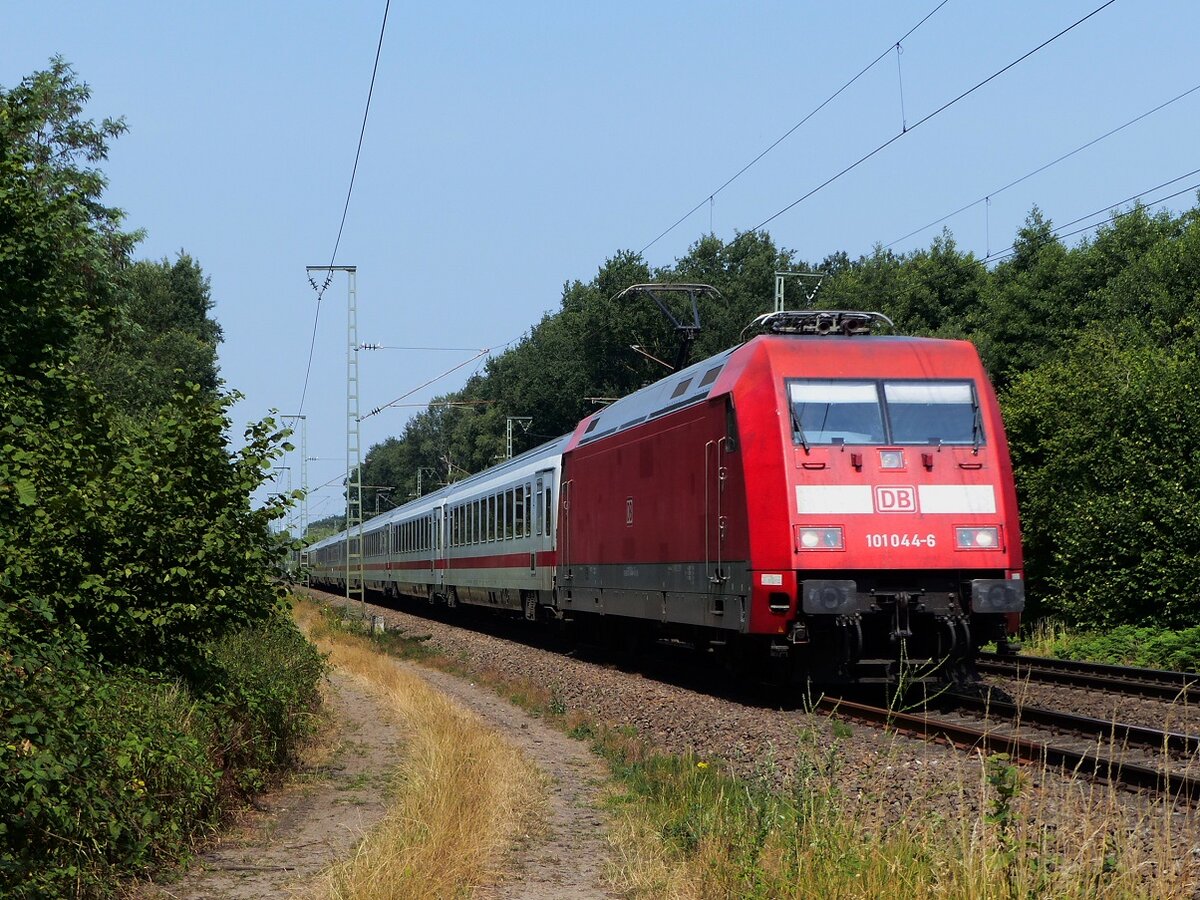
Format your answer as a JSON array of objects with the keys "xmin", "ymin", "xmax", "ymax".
[
  {"xmin": 411, "ymin": 665, "xmax": 617, "ymax": 900},
  {"xmin": 143, "ymin": 657, "xmax": 615, "ymax": 899},
  {"xmin": 143, "ymin": 671, "xmax": 403, "ymax": 899}
]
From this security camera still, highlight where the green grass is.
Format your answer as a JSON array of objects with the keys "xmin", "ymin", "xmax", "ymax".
[{"xmin": 1022, "ymin": 619, "xmax": 1200, "ymax": 672}]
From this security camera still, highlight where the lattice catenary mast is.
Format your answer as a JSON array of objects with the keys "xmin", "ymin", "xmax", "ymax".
[{"xmin": 305, "ymin": 265, "xmax": 364, "ymax": 612}]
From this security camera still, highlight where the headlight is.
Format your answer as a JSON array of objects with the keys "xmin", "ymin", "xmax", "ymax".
[
  {"xmin": 956, "ymin": 526, "xmax": 1000, "ymax": 550},
  {"xmin": 796, "ymin": 526, "xmax": 844, "ymax": 550}
]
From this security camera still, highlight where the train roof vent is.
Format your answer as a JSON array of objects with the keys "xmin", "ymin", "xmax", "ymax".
[{"xmin": 740, "ymin": 310, "xmax": 895, "ymax": 340}]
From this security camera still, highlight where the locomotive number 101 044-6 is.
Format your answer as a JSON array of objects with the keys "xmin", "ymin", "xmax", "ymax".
[{"xmin": 865, "ymin": 533, "xmax": 937, "ymax": 549}]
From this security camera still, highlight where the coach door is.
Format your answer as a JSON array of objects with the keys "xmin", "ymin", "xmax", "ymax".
[
  {"xmin": 533, "ymin": 470, "xmax": 555, "ymax": 577},
  {"xmin": 432, "ymin": 505, "xmax": 445, "ymax": 590}
]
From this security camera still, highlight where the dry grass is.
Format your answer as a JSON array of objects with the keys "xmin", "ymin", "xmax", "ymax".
[{"xmin": 292, "ymin": 599, "xmax": 543, "ymax": 899}]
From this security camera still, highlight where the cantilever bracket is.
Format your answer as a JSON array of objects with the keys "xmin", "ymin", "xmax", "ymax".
[{"xmin": 613, "ymin": 282, "xmax": 722, "ymax": 370}]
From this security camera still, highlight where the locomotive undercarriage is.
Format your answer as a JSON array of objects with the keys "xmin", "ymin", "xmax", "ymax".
[{"xmin": 785, "ymin": 569, "xmax": 1018, "ymax": 687}]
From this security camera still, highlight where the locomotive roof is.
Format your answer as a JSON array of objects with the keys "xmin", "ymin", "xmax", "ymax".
[
  {"xmin": 577, "ymin": 344, "xmax": 741, "ymax": 446},
  {"xmin": 574, "ymin": 332, "xmax": 965, "ymax": 448}
]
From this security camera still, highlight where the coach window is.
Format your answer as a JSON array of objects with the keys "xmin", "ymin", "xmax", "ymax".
[
  {"xmin": 487, "ymin": 495, "xmax": 495, "ymax": 542},
  {"xmin": 506, "ymin": 490, "xmax": 515, "ymax": 539},
  {"xmin": 516, "ymin": 485, "xmax": 526, "ymax": 538},
  {"xmin": 545, "ymin": 486, "xmax": 553, "ymax": 537}
]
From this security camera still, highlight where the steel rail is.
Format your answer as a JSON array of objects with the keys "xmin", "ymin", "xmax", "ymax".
[
  {"xmin": 946, "ymin": 692, "xmax": 1200, "ymax": 756},
  {"xmin": 816, "ymin": 696, "xmax": 1200, "ymax": 802},
  {"xmin": 976, "ymin": 653, "xmax": 1199, "ymax": 701}
]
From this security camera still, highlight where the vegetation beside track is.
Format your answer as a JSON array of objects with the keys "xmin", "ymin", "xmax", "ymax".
[
  {"xmin": 0, "ymin": 61, "xmax": 322, "ymax": 895},
  {"xmin": 1023, "ymin": 621, "xmax": 1200, "ymax": 673},
  {"xmin": 313, "ymin": 597, "xmax": 1189, "ymax": 899}
]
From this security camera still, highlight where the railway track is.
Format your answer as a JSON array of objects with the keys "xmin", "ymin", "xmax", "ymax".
[
  {"xmin": 817, "ymin": 692, "xmax": 1200, "ymax": 801},
  {"xmin": 976, "ymin": 652, "xmax": 1200, "ymax": 701}
]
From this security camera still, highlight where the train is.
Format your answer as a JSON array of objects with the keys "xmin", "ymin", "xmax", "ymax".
[{"xmin": 305, "ymin": 308, "xmax": 1024, "ymax": 686}]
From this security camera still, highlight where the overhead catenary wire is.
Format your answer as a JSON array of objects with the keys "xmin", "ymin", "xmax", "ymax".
[
  {"xmin": 359, "ymin": 344, "xmax": 489, "ymax": 352},
  {"xmin": 296, "ymin": 0, "xmax": 392, "ymax": 417},
  {"xmin": 884, "ymin": 81, "xmax": 1200, "ymax": 249},
  {"xmin": 750, "ymin": 0, "xmax": 1120, "ymax": 234},
  {"xmin": 637, "ymin": 0, "xmax": 953, "ymax": 256},
  {"xmin": 360, "ymin": 334, "xmax": 524, "ymax": 420},
  {"xmin": 982, "ymin": 168, "xmax": 1200, "ymax": 265},
  {"xmin": 361, "ymin": 349, "xmax": 492, "ymax": 420}
]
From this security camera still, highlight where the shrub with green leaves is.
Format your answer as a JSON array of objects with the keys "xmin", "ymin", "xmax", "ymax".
[
  {"xmin": 0, "ymin": 634, "xmax": 214, "ymax": 896},
  {"xmin": 200, "ymin": 614, "xmax": 326, "ymax": 797},
  {"xmin": 0, "ymin": 59, "xmax": 322, "ymax": 896},
  {"xmin": 0, "ymin": 614, "xmax": 323, "ymax": 898},
  {"xmin": 1003, "ymin": 329, "xmax": 1200, "ymax": 627}
]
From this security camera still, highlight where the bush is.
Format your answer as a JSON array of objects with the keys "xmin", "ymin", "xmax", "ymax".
[
  {"xmin": 0, "ymin": 615, "xmax": 324, "ymax": 898},
  {"xmin": 0, "ymin": 637, "xmax": 215, "ymax": 896},
  {"xmin": 1002, "ymin": 329, "xmax": 1200, "ymax": 628},
  {"xmin": 200, "ymin": 613, "xmax": 326, "ymax": 796}
]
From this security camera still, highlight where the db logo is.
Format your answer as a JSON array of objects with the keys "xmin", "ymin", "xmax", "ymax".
[{"xmin": 874, "ymin": 486, "xmax": 917, "ymax": 512}]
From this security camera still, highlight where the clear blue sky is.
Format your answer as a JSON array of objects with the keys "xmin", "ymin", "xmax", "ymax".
[{"xmin": 8, "ymin": 1, "xmax": 1198, "ymax": 520}]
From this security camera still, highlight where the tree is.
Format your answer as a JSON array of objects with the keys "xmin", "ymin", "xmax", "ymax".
[
  {"xmin": 78, "ymin": 253, "xmax": 224, "ymax": 413},
  {"xmin": 0, "ymin": 59, "xmax": 291, "ymax": 671},
  {"xmin": 0, "ymin": 57, "xmax": 138, "ymax": 376}
]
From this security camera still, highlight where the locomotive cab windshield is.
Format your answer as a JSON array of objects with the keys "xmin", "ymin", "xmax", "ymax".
[{"xmin": 788, "ymin": 379, "xmax": 984, "ymax": 448}]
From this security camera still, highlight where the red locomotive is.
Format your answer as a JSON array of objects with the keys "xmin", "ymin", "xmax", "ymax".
[{"xmin": 307, "ymin": 309, "xmax": 1024, "ymax": 685}]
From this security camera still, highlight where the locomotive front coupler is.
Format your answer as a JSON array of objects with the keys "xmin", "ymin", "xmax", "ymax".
[{"xmin": 888, "ymin": 592, "xmax": 915, "ymax": 643}]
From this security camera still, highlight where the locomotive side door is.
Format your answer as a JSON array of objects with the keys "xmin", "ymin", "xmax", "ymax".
[{"xmin": 705, "ymin": 436, "xmax": 729, "ymax": 586}]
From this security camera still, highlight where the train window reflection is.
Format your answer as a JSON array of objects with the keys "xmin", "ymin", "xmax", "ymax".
[
  {"xmin": 789, "ymin": 381, "xmax": 885, "ymax": 445},
  {"xmin": 884, "ymin": 381, "xmax": 980, "ymax": 445}
]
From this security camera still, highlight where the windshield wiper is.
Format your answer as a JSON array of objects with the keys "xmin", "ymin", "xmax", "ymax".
[
  {"xmin": 791, "ymin": 406, "xmax": 810, "ymax": 454},
  {"xmin": 971, "ymin": 393, "xmax": 983, "ymax": 455}
]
